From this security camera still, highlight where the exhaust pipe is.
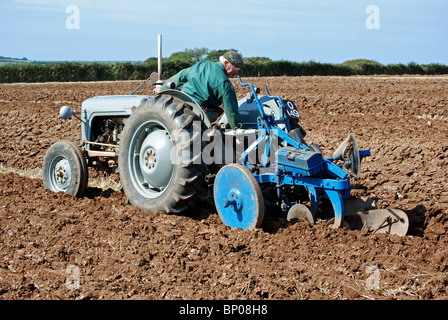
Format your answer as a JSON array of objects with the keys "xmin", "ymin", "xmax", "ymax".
[{"xmin": 157, "ymin": 34, "xmax": 163, "ymax": 84}]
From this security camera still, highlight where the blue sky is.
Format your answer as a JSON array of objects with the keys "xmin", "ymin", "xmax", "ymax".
[{"xmin": 0, "ymin": 0, "xmax": 447, "ymax": 64}]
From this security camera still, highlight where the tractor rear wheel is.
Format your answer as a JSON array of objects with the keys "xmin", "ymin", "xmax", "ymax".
[{"xmin": 118, "ymin": 94, "xmax": 206, "ymax": 213}]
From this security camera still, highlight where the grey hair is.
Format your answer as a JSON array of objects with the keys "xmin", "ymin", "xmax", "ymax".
[{"xmin": 219, "ymin": 56, "xmax": 228, "ymax": 64}]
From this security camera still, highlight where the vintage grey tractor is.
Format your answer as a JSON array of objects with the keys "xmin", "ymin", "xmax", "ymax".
[{"xmin": 43, "ymin": 56, "xmax": 409, "ymax": 236}]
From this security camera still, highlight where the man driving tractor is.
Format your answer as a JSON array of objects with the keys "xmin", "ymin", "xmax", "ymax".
[{"xmin": 154, "ymin": 50, "xmax": 246, "ymax": 129}]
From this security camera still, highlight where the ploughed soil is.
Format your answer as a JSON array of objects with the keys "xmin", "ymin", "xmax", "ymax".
[{"xmin": 0, "ymin": 76, "xmax": 447, "ymax": 300}]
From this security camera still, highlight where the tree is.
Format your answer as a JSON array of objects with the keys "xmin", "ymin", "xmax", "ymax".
[
  {"xmin": 143, "ymin": 57, "xmax": 158, "ymax": 65},
  {"xmin": 244, "ymin": 56, "xmax": 272, "ymax": 64},
  {"xmin": 206, "ymin": 49, "xmax": 228, "ymax": 62},
  {"xmin": 188, "ymin": 47, "xmax": 209, "ymax": 62},
  {"xmin": 167, "ymin": 48, "xmax": 209, "ymax": 64},
  {"xmin": 206, "ymin": 49, "xmax": 240, "ymax": 62},
  {"xmin": 144, "ymin": 48, "xmax": 246, "ymax": 65}
]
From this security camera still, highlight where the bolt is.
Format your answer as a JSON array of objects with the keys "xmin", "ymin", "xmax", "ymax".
[
  {"xmin": 223, "ymin": 198, "xmax": 237, "ymax": 208},
  {"xmin": 144, "ymin": 149, "xmax": 156, "ymax": 169},
  {"xmin": 56, "ymin": 166, "xmax": 67, "ymax": 184}
]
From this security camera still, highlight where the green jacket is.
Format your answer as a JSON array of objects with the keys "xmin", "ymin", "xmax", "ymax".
[{"xmin": 159, "ymin": 60, "xmax": 244, "ymax": 129}]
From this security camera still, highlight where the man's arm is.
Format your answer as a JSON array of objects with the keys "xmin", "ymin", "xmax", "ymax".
[
  {"xmin": 220, "ymin": 82, "xmax": 245, "ymax": 130},
  {"xmin": 157, "ymin": 67, "xmax": 191, "ymax": 92}
]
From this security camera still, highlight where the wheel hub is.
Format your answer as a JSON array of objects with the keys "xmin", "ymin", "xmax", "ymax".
[
  {"xmin": 53, "ymin": 158, "xmax": 71, "ymax": 189},
  {"xmin": 223, "ymin": 189, "xmax": 243, "ymax": 211},
  {"xmin": 56, "ymin": 167, "xmax": 67, "ymax": 184},
  {"xmin": 144, "ymin": 148, "xmax": 157, "ymax": 169},
  {"xmin": 138, "ymin": 129, "xmax": 173, "ymax": 190}
]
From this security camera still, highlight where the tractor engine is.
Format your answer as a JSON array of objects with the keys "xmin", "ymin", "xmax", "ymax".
[
  {"xmin": 89, "ymin": 117, "xmax": 124, "ymax": 168},
  {"xmin": 79, "ymin": 95, "xmax": 149, "ymax": 169},
  {"xmin": 95, "ymin": 118, "xmax": 121, "ymax": 145}
]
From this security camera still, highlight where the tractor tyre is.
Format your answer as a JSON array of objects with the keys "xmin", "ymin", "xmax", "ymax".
[
  {"xmin": 42, "ymin": 140, "xmax": 88, "ymax": 197},
  {"xmin": 118, "ymin": 94, "xmax": 207, "ymax": 213}
]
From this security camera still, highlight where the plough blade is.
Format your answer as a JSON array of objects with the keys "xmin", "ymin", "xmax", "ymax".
[{"xmin": 344, "ymin": 209, "xmax": 409, "ymax": 236}]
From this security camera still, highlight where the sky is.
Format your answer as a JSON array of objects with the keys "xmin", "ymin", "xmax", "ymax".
[{"xmin": 0, "ymin": 0, "xmax": 447, "ymax": 64}]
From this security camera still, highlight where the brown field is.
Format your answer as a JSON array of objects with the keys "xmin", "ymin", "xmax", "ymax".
[{"xmin": 0, "ymin": 76, "xmax": 447, "ymax": 300}]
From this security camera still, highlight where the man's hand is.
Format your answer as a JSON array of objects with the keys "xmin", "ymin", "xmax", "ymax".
[{"xmin": 153, "ymin": 85, "xmax": 161, "ymax": 94}]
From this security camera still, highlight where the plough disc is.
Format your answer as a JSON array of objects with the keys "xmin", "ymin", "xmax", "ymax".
[
  {"xmin": 344, "ymin": 209, "xmax": 409, "ymax": 236},
  {"xmin": 287, "ymin": 203, "xmax": 315, "ymax": 224},
  {"xmin": 321, "ymin": 197, "xmax": 409, "ymax": 236}
]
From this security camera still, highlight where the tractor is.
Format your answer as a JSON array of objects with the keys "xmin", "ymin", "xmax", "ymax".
[{"xmin": 42, "ymin": 40, "xmax": 409, "ymax": 236}]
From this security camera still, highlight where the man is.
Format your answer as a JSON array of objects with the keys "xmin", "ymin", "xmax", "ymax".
[{"xmin": 154, "ymin": 50, "xmax": 245, "ymax": 129}]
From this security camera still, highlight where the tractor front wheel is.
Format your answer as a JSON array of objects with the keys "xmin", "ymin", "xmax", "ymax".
[{"xmin": 42, "ymin": 140, "xmax": 88, "ymax": 197}]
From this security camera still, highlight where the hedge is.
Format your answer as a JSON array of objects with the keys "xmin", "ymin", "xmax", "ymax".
[{"xmin": 1, "ymin": 60, "xmax": 447, "ymax": 83}]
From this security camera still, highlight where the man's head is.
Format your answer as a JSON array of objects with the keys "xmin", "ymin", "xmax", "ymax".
[{"xmin": 220, "ymin": 50, "xmax": 245, "ymax": 77}]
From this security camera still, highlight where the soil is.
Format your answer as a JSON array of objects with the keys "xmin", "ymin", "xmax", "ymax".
[{"xmin": 0, "ymin": 76, "xmax": 447, "ymax": 300}]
